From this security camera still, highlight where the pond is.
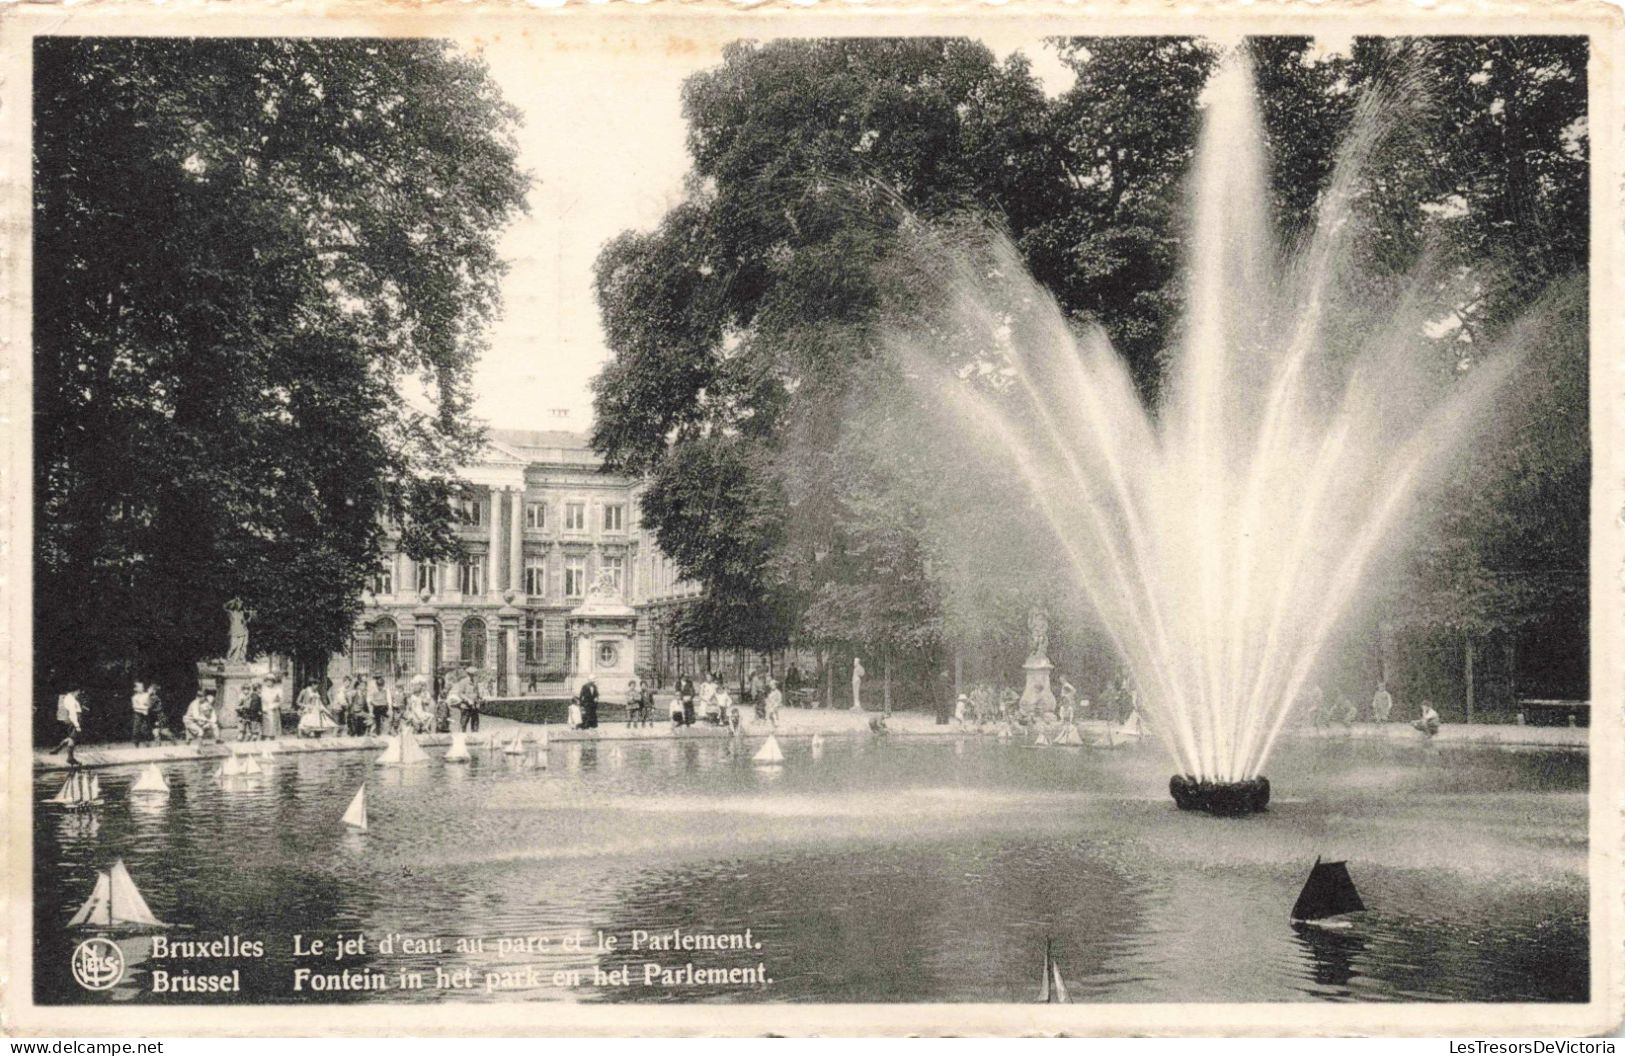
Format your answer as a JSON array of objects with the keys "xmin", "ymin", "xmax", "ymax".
[{"xmin": 34, "ymin": 733, "xmax": 1588, "ymax": 1004}]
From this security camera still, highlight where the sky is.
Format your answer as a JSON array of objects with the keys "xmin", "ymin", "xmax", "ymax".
[{"xmin": 463, "ymin": 32, "xmax": 1076, "ymax": 434}]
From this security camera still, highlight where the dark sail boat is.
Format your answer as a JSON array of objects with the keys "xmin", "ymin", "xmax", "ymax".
[
  {"xmin": 1037, "ymin": 939, "xmax": 1070, "ymax": 1003},
  {"xmin": 1290, "ymin": 857, "xmax": 1365, "ymax": 928}
]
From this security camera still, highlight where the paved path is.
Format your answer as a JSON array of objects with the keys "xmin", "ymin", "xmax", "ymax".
[{"xmin": 33, "ymin": 709, "xmax": 1586, "ymax": 773}]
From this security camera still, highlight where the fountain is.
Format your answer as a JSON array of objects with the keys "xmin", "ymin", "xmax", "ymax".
[{"xmin": 892, "ymin": 50, "xmax": 1519, "ymax": 814}]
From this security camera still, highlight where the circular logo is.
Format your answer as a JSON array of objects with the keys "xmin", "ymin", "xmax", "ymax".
[{"xmin": 71, "ymin": 938, "xmax": 124, "ymax": 991}]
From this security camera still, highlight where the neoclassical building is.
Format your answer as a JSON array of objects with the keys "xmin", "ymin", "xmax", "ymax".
[{"xmin": 330, "ymin": 429, "xmax": 701, "ymax": 696}]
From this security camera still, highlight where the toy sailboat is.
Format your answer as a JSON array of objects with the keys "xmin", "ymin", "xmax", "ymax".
[
  {"xmin": 341, "ymin": 785, "xmax": 368, "ymax": 832},
  {"xmin": 443, "ymin": 732, "xmax": 471, "ymax": 762},
  {"xmin": 537, "ymin": 728, "xmax": 550, "ymax": 750},
  {"xmin": 239, "ymin": 754, "xmax": 263, "ymax": 776},
  {"xmin": 1053, "ymin": 724, "xmax": 1085, "ymax": 747},
  {"xmin": 503, "ymin": 730, "xmax": 528, "ymax": 756},
  {"xmin": 1038, "ymin": 940, "xmax": 1070, "ymax": 1003},
  {"xmin": 752, "ymin": 734, "xmax": 785, "ymax": 766},
  {"xmin": 130, "ymin": 764, "xmax": 169, "ymax": 795},
  {"xmin": 1116, "ymin": 710, "xmax": 1148, "ymax": 741},
  {"xmin": 68, "ymin": 859, "xmax": 165, "ymax": 929},
  {"xmin": 219, "ymin": 754, "xmax": 246, "ymax": 777},
  {"xmin": 1033, "ymin": 731, "xmax": 1051, "ymax": 748},
  {"xmin": 375, "ymin": 730, "xmax": 430, "ymax": 766},
  {"xmin": 50, "ymin": 770, "xmax": 103, "ymax": 807},
  {"xmin": 1290, "ymin": 857, "xmax": 1366, "ymax": 928}
]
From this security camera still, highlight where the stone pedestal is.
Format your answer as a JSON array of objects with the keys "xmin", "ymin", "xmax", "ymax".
[
  {"xmin": 566, "ymin": 574, "xmax": 638, "ymax": 701},
  {"xmin": 1018, "ymin": 657, "xmax": 1057, "ymax": 715},
  {"xmin": 196, "ymin": 659, "xmax": 262, "ymax": 731},
  {"xmin": 498, "ymin": 602, "xmax": 522, "ymax": 697},
  {"xmin": 413, "ymin": 599, "xmax": 440, "ymax": 683}
]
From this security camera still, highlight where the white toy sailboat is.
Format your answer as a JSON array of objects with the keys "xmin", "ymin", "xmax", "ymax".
[
  {"xmin": 68, "ymin": 859, "xmax": 165, "ymax": 929},
  {"xmin": 1038, "ymin": 940, "xmax": 1070, "ymax": 1003},
  {"xmin": 752, "ymin": 734, "xmax": 785, "ymax": 766},
  {"xmin": 443, "ymin": 732, "xmax": 471, "ymax": 762},
  {"xmin": 1116, "ymin": 709, "xmax": 1148, "ymax": 741},
  {"xmin": 239, "ymin": 754, "xmax": 263, "ymax": 776},
  {"xmin": 341, "ymin": 785, "xmax": 368, "ymax": 832},
  {"xmin": 1033, "ymin": 731, "xmax": 1051, "ymax": 748},
  {"xmin": 130, "ymin": 764, "xmax": 169, "ymax": 795},
  {"xmin": 375, "ymin": 730, "xmax": 430, "ymax": 766},
  {"xmin": 50, "ymin": 770, "xmax": 103, "ymax": 807},
  {"xmin": 503, "ymin": 729, "xmax": 528, "ymax": 756},
  {"xmin": 538, "ymin": 728, "xmax": 550, "ymax": 750},
  {"xmin": 1053, "ymin": 724, "xmax": 1085, "ymax": 747},
  {"xmin": 220, "ymin": 754, "xmax": 246, "ymax": 777}
]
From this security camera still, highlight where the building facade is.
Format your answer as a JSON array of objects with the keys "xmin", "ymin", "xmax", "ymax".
[{"xmin": 330, "ymin": 429, "xmax": 701, "ymax": 696}]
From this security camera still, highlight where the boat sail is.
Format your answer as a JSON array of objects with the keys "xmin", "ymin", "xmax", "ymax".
[
  {"xmin": 1116, "ymin": 710, "xmax": 1148, "ymax": 741},
  {"xmin": 130, "ymin": 764, "xmax": 169, "ymax": 795},
  {"xmin": 1290, "ymin": 857, "xmax": 1366, "ymax": 926},
  {"xmin": 443, "ymin": 732, "xmax": 471, "ymax": 763},
  {"xmin": 375, "ymin": 730, "xmax": 430, "ymax": 766},
  {"xmin": 239, "ymin": 755, "xmax": 263, "ymax": 776},
  {"xmin": 341, "ymin": 785, "xmax": 368, "ymax": 832},
  {"xmin": 1038, "ymin": 940, "xmax": 1070, "ymax": 1003},
  {"xmin": 752, "ymin": 735, "xmax": 785, "ymax": 766},
  {"xmin": 1032, "ymin": 732, "xmax": 1050, "ymax": 748},
  {"xmin": 49, "ymin": 770, "xmax": 103, "ymax": 807},
  {"xmin": 68, "ymin": 859, "xmax": 165, "ymax": 929},
  {"xmin": 220, "ymin": 754, "xmax": 246, "ymax": 777},
  {"xmin": 1053, "ymin": 724, "xmax": 1085, "ymax": 747},
  {"xmin": 503, "ymin": 730, "xmax": 528, "ymax": 756}
]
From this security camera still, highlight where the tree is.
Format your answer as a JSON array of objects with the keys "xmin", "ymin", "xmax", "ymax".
[{"xmin": 34, "ymin": 38, "xmax": 528, "ymax": 740}]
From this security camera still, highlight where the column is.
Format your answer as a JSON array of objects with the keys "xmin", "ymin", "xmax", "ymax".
[
  {"xmin": 499, "ymin": 606, "xmax": 521, "ymax": 697},
  {"xmin": 414, "ymin": 606, "xmax": 438, "ymax": 680},
  {"xmin": 509, "ymin": 485, "xmax": 523, "ymax": 596},
  {"xmin": 487, "ymin": 487, "xmax": 503, "ymax": 599}
]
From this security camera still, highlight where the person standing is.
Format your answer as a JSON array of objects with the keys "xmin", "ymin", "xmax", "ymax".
[
  {"xmin": 1413, "ymin": 700, "xmax": 1442, "ymax": 738},
  {"xmin": 639, "ymin": 678, "xmax": 657, "ymax": 729},
  {"xmin": 331, "ymin": 677, "xmax": 350, "ymax": 737},
  {"xmin": 1371, "ymin": 681, "xmax": 1394, "ymax": 723},
  {"xmin": 263, "ymin": 677, "xmax": 285, "ymax": 740},
  {"xmin": 699, "ymin": 673, "xmax": 719, "ymax": 725},
  {"xmin": 851, "ymin": 656, "xmax": 866, "ymax": 711},
  {"xmin": 785, "ymin": 663, "xmax": 802, "ymax": 697},
  {"xmin": 368, "ymin": 676, "xmax": 390, "ymax": 736},
  {"xmin": 50, "ymin": 686, "xmax": 85, "ymax": 760},
  {"xmin": 579, "ymin": 677, "xmax": 600, "ymax": 730},
  {"xmin": 130, "ymin": 681, "xmax": 152, "ymax": 747},
  {"xmin": 677, "ymin": 673, "xmax": 696, "ymax": 727},
  {"xmin": 765, "ymin": 678, "xmax": 783, "ymax": 727},
  {"xmin": 238, "ymin": 681, "xmax": 265, "ymax": 741},
  {"xmin": 1058, "ymin": 678, "xmax": 1078, "ymax": 725}
]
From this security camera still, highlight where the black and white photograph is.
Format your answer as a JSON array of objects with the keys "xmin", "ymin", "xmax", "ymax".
[{"xmin": 5, "ymin": 4, "xmax": 1620, "ymax": 1038}]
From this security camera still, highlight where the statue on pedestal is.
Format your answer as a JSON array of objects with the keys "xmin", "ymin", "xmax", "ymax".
[
  {"xmin": 225, "ymin": 598, "xmax": 255, "ymax": 662},
  {"xmin": 1027, "ymin": 606, "xmax": 1049, "ymax": 663}
]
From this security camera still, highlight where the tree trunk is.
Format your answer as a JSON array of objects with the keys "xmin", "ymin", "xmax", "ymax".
[
  {"xmin": 954, "ymin": 649, "xmax": 964, "ymax": 705},
  {"xmin": 1464, "ymin": 632, "xmax": 1476, "ymax": 724},
  {"xmin": 823, "ymin": 651, "xmax": 834, "ymax": 709},
  {"xmin": 883, "ymin": 652, "xmax": 893, "ymax": 716}
]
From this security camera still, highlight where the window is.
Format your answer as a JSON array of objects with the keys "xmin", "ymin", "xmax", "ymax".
[
  {"xmin": 525, "ymin": 503, "xmax": 546, "ymax": 530},
  {"xmin": 371, "ymin": 617, "xmax": 398, "ymax": 674},
  {"xmin": 415, "ymin": 561, "xmax": 437, "ymax": 596},
  {"xmin": 600, "ymin": 555, "xmax": 624, "ymax": 594},
  {"xmin": 565, "ymin": 502, "xmax": 585, "ymax": 532},
  {"xmin": 459, "ymin": 557, "xmax": 484, "ymax": 596},
  {"xmin": 603, "ymin": 504, "xmax": 624, "ymax": 532},
  {"xmin": 524, "ymin": 557, "xmax": 547, "ymax": 598},
  {"xmin": 564, "ymin": 556, "xmax": 587, "ymax": 597},
  {"xmin": 459, "ymin": 616, "xmax": 487, "ymax": 669},
  {"xmin": 454, "ymin": 494, "xmax": 484, "ymax": 527},
  {"xmin": 523, "ymin": 614, "xmax": 545, "ymax": 665},
  {"xmin": 370, "ymin": 564, "xmax": 393, "ymax": 597}
]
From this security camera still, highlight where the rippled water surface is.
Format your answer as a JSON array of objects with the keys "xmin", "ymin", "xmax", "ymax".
[{"xmin": 34, "ymin": 734, "xmax": 1587, "ymax": 1003}]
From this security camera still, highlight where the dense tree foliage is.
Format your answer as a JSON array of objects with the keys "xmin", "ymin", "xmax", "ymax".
[
  {"xmin": 593, "ymin": 35, "xmax": 1586, "ymax": 695},
  {"xmin": 35, "ymin": 38, "xmax": 528, "ymax": 737}
]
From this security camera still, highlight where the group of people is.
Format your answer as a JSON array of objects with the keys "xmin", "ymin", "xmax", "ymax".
[
  {"xmin": 669, "ymin": 672, "xmax": 776, "ymax": 730},
  {"xmin": 950, "ymin": 674, "xmax": 1134, "ymax": 731},
  {"xmin": 1303, "ymin": 681, "xmax": 1441, "ymax": 735}
]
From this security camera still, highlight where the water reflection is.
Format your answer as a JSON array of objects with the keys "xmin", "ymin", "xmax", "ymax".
[{"xmin": 33, "ymin": 738, "xmax": 1586, "ymax": 1005}]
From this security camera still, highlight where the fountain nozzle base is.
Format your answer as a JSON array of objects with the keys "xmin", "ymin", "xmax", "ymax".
[{"xmin": 1169, "ymin": 774, "xmax": 1270, "ymax": 816}]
